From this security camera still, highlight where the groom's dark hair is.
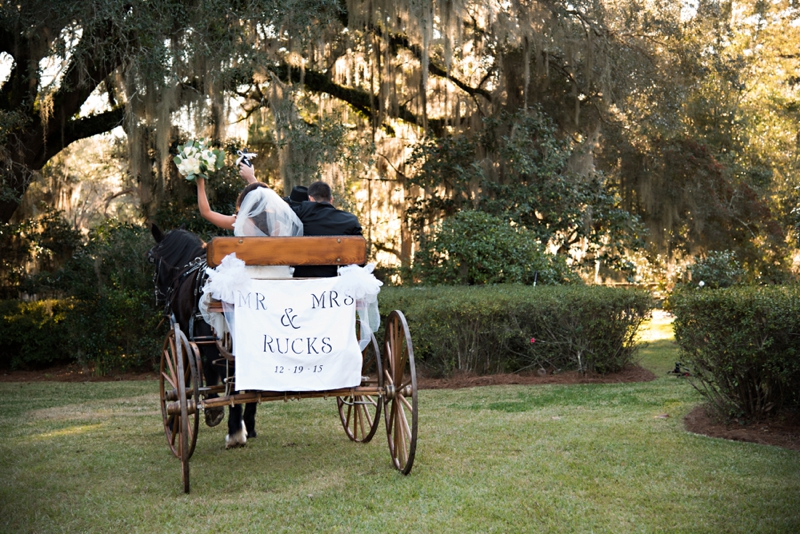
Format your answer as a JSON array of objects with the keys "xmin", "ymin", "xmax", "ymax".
[{"xmin": 308, "ymin": 181, "xmax": 332, "ymax": 203}]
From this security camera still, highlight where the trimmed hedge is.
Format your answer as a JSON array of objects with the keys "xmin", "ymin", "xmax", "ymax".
[
  {"xmin": 0, "ymin": 299, "xmax": 72, "ymax": 369},
  {"xmin": 62, "ymin": 290, "xmax": 163, "ymax": 375},
  {"xmin": 670, "ymin": 286, "xmax": 800, "ymax": 419},
  {"xmin": 378, "ymin": 285, "xmax": 652, "ymax": 377},
  {"xmin": 0, "ymin": 294, "xmax": 162, "ymax": 373}
]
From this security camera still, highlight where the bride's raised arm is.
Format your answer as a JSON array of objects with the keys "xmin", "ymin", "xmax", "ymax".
[{"xmin": 196, "ymin": 177, "xmax": 235, "ymax": 230}]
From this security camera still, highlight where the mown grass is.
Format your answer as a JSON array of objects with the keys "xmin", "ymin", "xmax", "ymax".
[{"xmin": 1, "ymin": 316, "xmax": 798, "ymax": 533}]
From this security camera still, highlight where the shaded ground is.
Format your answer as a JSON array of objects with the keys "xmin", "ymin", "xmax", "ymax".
[
  {"xmin": 416, "ymin": 365, "xmax": 657, "ymax": 389},
  {"xmin": 685, "ymin": 404, "xmax": 800, "ymax": 452},
  {"xmin": 0, "ymin": 363, "xmax": 156, "ymax": 383},
  {"xmin": 3, "ymin": 363, "xmax": 798, "ymax": 452}
]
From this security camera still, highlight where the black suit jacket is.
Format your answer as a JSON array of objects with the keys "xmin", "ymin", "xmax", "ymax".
[{"xmin": 291, "ymin": 201, "xmax": 362, "ymax": 277}]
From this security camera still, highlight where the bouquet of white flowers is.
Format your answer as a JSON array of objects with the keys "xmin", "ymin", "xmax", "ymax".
[{"xmin": 173, "ymin": 139, "xmax": 225, "ymax": 181}]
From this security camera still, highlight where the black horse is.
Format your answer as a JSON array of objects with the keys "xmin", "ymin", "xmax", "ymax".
[{"xmin": 148, "ymin": 224, "xmax": 257, "ymax": 448}]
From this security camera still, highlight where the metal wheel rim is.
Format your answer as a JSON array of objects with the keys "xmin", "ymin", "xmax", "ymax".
[
  {"xmin": 176, "ymin": 329, "xmax": 191, "ymax": 494},
  {"xmin": 158, "ymin": 327, "xmax": 200, "ymax": 462},
  {"xmin": 382, "ymin": 310, "xmax": 418, "ymax": 474}
]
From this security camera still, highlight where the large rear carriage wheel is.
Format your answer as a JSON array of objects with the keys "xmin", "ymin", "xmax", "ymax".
[
  {"xmin": 159, "ymin": 324, "xmax": 199, "ymax": 493},
  {"xmin": 382, "ymin": 310, "xmax": 418, "ymax": 474},
  {"xmin": 337, "ymin": 333, "xmax": 383, "ymax": 442}
]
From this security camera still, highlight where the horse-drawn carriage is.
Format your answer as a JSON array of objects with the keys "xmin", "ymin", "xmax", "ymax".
[{"xmin": 149, "ymin": 228, "xmax": 418, "ymax": 493}]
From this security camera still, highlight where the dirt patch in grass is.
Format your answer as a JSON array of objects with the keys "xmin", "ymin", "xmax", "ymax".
[
  {"xmin": 684, "ymin": 404, "xmax": 800, "ymax": 452},
  {"xmin": 416, "ymin": 365, "xmax": 657, "ymax": 389},
  {"xmin": 0, "ymin": 363, "xmax": 156, "ymax": 383}
]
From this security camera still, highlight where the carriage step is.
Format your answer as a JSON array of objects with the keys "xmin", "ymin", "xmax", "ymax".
[{"xmin": 191, "ymin": 336, "xmax": 218, "ymax": 343}]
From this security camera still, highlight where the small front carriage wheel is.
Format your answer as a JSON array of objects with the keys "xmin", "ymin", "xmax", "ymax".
[
  {"xmin": 159, "ymin": 325, "xmax": 200, "ymax": 470},
  {"xmin": 382, "ymin": 310, "xmax": 418, "ymax": 474},
  {"xmin": 338, "ymin": 333, "xmax": 383, "ymax": 443}
]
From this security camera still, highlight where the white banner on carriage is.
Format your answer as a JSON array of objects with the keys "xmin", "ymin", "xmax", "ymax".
[{"xmin": 233, "ymin": 278, "xmax": 362, "ymax": 392}]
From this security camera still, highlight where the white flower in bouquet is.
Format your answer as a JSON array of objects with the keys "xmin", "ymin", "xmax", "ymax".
[{"xmin": 173, "ymin": 139, "xmax": 225, "ymax": 181}]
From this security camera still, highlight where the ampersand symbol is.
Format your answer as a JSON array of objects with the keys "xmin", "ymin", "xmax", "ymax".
[{"xmin": 280, "ymin": 308, "xmax": 300, "ymax": 329}]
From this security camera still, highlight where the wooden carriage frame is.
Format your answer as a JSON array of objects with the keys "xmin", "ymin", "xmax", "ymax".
[{"xmin": 159, "ymin": 236, "xmax": 418, "ymax": 493}]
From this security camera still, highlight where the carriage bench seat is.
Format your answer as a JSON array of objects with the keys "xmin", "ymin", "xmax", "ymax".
[
  {"xmin": 206, "ymin": 236, "xmax": 367, "ymax": 313},
  {"xmin": 206, "ymin": 235, "xmax": 366, "ymax": 268}
]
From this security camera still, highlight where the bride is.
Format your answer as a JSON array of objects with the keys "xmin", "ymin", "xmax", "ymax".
[{"xmin": 196, "ymin": 177, "xmax": 303, "ymax": 278}]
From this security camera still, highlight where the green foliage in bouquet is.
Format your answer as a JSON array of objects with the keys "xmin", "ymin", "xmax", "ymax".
[{"xmin": 173, "ymin": 139, "xmax": 225, "ymax": 182}]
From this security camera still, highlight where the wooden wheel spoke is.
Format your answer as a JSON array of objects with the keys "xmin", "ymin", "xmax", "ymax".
[
  {"xmin": 164, "ymin": 347, "xmax": 177, "ymax": 380},
  {"xmin": 357, "ymin": 403, "xmax": 371, "ymax": 436},
  {"xmin": 386, "ymin": 401, "xmax": 395, "ymax": 434},
  {"xmin": 183, "ymin": 356, "xmax": 191, "ymax": 384},
  {"xmin": 344, "ymin": 400, "xmax": 353, "ymax": 429},
  {"xmin": 353, "ymin": 399, "xmax": 361, "ymax": 436},
  {"xmin": 393, "ymin": 404, "xmax": 407, "ymax": 462},
  {"xmin": 170, "ymin": 417, "xmax": 179, "ymax": 446},
  {"xmin": 399, "ymin": 393, "xmax": 413, "ymax": 412},
  {"xmin": 393, "ymin": 350, "xmax": 406, "ymax": 380},
  {"xmin": 161, "ymin": 371, "xmax": 176, "ymax": 390},
  {"xmin": 397, "ymin": 400, "xmax": 412, "ymax": 443}
]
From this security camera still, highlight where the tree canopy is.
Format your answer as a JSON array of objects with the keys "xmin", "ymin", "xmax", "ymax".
[{"xmin": 2, "ymin": 0, "xmax": 799, "ymax": 280}]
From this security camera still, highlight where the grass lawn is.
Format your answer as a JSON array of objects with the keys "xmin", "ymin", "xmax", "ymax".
[{"xmin": 1, "ymin": 316, "xmax": 798, "ymax": 533}]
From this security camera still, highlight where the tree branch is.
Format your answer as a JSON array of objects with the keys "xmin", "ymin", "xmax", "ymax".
[
  {"xmin": 269, "ymin": 64, "xmax": 446, "ymax": 135},
  {"xmin": 42, "ymin": 107, "xmax": 125, "ymax": 164},
  {"xmin": 384, "ymin": 31, "xmax": 493, "ymax": 102}
]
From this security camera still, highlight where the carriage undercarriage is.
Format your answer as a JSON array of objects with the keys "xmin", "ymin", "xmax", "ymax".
[{"xmin": 156, "ymin": 236, "xmax": 418, "ymax": 494}]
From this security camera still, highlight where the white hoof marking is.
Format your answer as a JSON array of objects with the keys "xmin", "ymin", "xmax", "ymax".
[{"xmin": 225, "ymin": 420, "xmax": 247, "ymax": 449}]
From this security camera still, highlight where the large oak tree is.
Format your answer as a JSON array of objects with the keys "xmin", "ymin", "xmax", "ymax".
[{"xmin": 2, "ymin": 0, "xmax": 797, "ymax": 277}]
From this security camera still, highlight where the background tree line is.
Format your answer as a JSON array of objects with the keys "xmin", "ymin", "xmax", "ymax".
[{"xmin": 2, "ymin": 0, "xmax": 799, "ymax": 294}]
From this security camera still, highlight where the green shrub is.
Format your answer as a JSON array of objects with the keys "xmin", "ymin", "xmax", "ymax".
[
  {"xmin": 681, "ymin": 250, "xmax": 745, "ymax": 289},
  {"xmin": 0, "ymin": 208, "xmax": 82, "ymax": 298},
  {"xmin": 26, "ymin": 221, "xmax": 164, "ymax": 374},
  {"xmin": 378, "ymin": 285, "xmax": 651, "ymax": 377},
  {"xmin": 410, "ymin": 211, "xmax": 579, "ymax": 286},
  {"xmin": 0, "ymin": 299, "xmax": 72, "ymax": 369},
  {"xmin": 63, "ymin": 290, "xmax": 162, "ymax": 375},
  {"xmin": 669, "ymin": 286, "xmax": 800, "ymax": 419},
  {"xmin": 36, "ymin": 220, "xmax": 155, "ymax": 299}
]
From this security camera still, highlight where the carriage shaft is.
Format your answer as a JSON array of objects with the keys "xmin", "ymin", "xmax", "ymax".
[{"xmin": 201, "ymin": 386, "xmax": 384, "ymax": 408}]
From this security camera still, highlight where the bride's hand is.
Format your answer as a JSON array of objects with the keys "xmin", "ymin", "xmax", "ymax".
[{"xmin": 239, "ymin": 164, "xmax": 256, "ymax": 184}]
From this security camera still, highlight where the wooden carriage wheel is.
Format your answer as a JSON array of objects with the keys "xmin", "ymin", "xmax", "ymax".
[
  {"xmin": 382, "ymin": 310, "xmax": 418, "ymax": 474},
  {"xmin": 159, "ymin": 324, "xmax": 200, "ymax": 493},
  {"xmin": 337, "ymin": 333, "xmax": 383, "ymax": 443}
]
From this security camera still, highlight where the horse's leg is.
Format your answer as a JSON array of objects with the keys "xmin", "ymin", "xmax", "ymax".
[
  {"xmin": 196, "ymin": 322, "xmax": 224, "ymax": 427},
  {"xmin": 225, "ymin": 402, "xmax": 247, "ymax": 448},
  {"xmin": 243, "ymin": 402, "xmax": 258, "ymax": 438}
]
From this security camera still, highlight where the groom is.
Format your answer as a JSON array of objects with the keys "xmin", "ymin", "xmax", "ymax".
[{"xmin": 239, "ymin": 165, "xmax": 363, "ymax": 277}]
